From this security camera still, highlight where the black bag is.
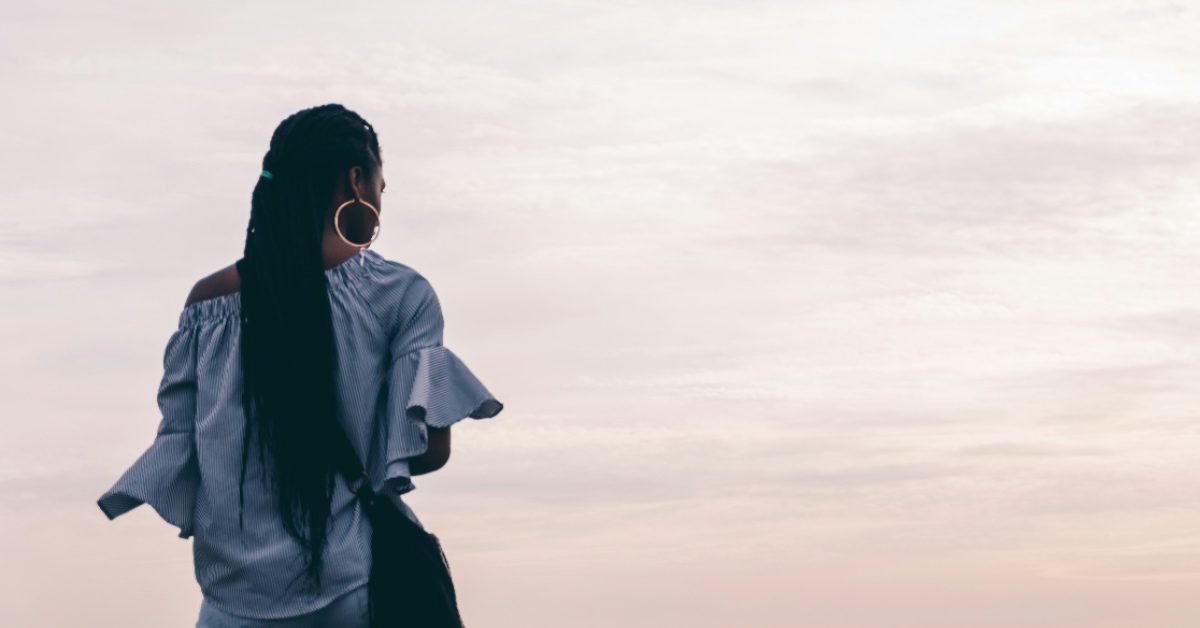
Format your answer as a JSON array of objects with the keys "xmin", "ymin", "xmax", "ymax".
[{"xmin": 331, "ymin": 426, "xmax": 466, "ymax": 628}]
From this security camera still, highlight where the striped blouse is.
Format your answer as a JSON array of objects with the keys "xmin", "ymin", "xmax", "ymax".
[{"xmin": 96, "ymin": 248, "xmax": 504, "ymax": 619}]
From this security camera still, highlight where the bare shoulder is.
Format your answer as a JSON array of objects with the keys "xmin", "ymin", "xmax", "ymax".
[{"xmin": 185, "ymin": 262, "xmax": 242, "ymax": 307}]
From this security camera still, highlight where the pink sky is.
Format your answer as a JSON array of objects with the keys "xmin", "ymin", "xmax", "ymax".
[{"xmin": 3, "ymin": 1, "xmax": 1200, "ymax": 626}]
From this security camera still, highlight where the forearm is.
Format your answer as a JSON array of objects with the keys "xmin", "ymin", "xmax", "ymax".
[
  {"xmin": 408, "ymin": 454, "xmax": 445, "ymax": 475},
  {"xmin": 408, "ymin": 426, "xmax": 451, "ymax": 475}
]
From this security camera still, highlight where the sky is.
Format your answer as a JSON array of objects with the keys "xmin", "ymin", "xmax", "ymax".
[{"xmin": 2, "ymin": 0, "xmax": 1199, "ymax": 626}]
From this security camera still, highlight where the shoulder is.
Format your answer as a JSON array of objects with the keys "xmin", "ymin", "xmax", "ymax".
[
  {"xmin": 367, "ymin": 251, "xmax": 439, "ymax": 309},
  {"xmin": 185, "ymin": 262, "xmax": 241, "ymax": 307},
  {"xmin": 364, "ymin": 252, "xmax": 443, "ymax": 339}
]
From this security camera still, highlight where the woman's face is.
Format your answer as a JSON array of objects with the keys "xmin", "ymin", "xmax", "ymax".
[
  {"xmin": 342, "ymin": 153, "xmax": 384, "ymax": 208},
  {"xmin": 369, "ymin": 161, "xmax": 386, "ymax": 213},
  {"xmin": 357, "ymin": 159, "xmax": 385, "ymax": 213}
]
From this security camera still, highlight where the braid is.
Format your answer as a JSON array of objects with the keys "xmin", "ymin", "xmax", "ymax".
[{"xmin": 236, "ymin": 103, "xmax": 382, "ymax": 594}]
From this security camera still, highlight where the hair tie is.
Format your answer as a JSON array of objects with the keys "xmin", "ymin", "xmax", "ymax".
[{"xmin": 260, "ymin": 169, "xmax": 274, "ymax": 180}]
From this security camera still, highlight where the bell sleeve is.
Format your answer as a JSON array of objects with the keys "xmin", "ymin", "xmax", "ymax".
[
  {"xmin": 380, "ymin": 276, "xmax": 504, "ymax": 491},
  {"xmin": 96, "ymin": 321, "xmax": 200, "ymax": 539}
]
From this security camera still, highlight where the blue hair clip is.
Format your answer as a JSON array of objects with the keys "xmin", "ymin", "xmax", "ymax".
[{"xmin": 260, "ymin": 169, "xmax": 274, "ymax": 180}]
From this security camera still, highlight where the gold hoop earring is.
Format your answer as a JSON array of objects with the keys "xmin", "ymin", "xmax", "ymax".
[{"xmin": 333, "ymin": 195, "xmax": 381, "ymax": 248}]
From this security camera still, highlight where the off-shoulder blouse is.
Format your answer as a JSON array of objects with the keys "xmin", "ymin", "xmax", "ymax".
[{"xmin": 95, "ymin": 248, "xmax": 504, "ymax": 619}]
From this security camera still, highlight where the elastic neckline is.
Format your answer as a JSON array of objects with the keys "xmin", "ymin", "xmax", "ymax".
[{"xmin": 179, "ymin": 249, "xmax": 380, "ymax": 326}]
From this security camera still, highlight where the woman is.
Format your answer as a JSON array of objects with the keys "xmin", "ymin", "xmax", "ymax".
[{"xmin": 96, "ymin": 103, "xmax": 504, "ymax": 627}]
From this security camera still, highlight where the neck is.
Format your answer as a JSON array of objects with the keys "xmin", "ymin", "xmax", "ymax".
[{"xmin": 321, "ymin": 230, "xmax": 364, "ymax": 269}]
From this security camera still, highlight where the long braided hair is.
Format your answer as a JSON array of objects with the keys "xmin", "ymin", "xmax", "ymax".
[{"xmin": 235, "ymin": 103, "xmax": 382, "ymax": 592}]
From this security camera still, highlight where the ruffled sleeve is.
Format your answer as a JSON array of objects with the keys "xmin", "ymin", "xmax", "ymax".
[
  {"xmin": 96, "ymin": 319, "xmax": 200, "ymax": 539},
  {"xmin": 379, "ymin": 276, "xmax": 504, "ymax": 492}
]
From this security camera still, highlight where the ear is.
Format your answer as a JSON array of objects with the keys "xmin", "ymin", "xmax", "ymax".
[{"xmin": 347, "ymin": 165, "xmax": 365, "ymax": 198}]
